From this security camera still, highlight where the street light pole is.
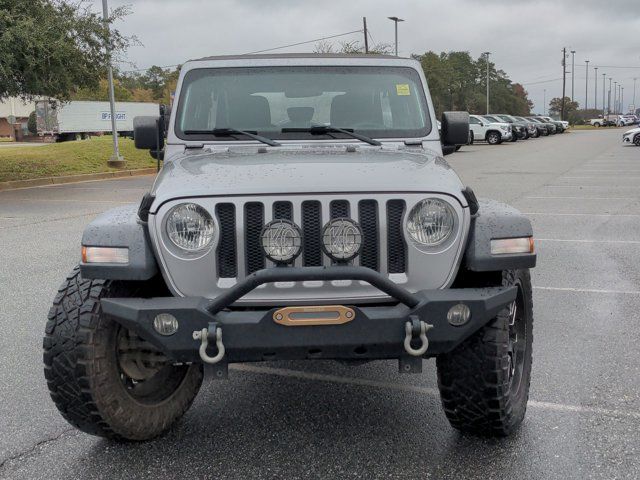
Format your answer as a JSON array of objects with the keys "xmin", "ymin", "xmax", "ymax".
[
  {"xmin": 621, "ymin": 87, "xmax": 624, "ymax": 114},
  {"xmin": 584, "ymin": 60, "xmax": 589, "ymax": 110},
  {"xmin": 594, "ymin": 67, "xmax": 598, "ymax": 111},
  {"xmin": 614, "ymin": 82, "xmax": 617, "ymax": 113},
  {"xmin": 543, "ymin": 89, "xmax": 546, "ymax": 116},
  {"xmin": 101, "ymin": 0, "xmax": 124, "ymax": 167},
  {"xmin": 602, "ymin": 73, "xmax": 606, "ymax": 118},
  {"xmin": 634, "ymin": 78, "xmax": 637, "ymax": 112},
  {"xmin": 483, "ymin": 52, "xmax": 491, "ymax": 114},
  {"xmin": 570, "ymin": 50, "xmax": 576, "ymax": 101},
  {"xmin": 387, "ymin": 17, "xmax": 404, "ymax": 56},
  {"xmin": 608, "ymin": 78, "xmax": 612, "ymax": 115}
]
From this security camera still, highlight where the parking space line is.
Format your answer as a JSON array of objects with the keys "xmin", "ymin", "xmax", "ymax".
[
  {"xmin": 534, "ymin": 286, "xmax": 640, "ymax": 295},
  {"xmin": 544, "ymin": 185, "xmax": 640, "ymax": 188},
  {"xmin": 537, "ymin": 238, "xmax": 640, "ymax": 245},
  {"xmin": 7, "ymin": 198, "xmax": 131, "ymax": 205},
  {"xmin": 523, "ymin": 212, "xmax": 640, "ymax": 217},
  {"xmin": 525, "ymin": 196, "xmax": 633, "ymax": 200},
  {"xmin": 230, "ymin": 364, "xmax": 640, "ymax": 420}
]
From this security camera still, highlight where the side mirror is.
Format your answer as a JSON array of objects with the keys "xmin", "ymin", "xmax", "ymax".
[
  {"xmin": 133, "ymin": 116, "xmax": 164, "ymax": 160},
  {"xmin": 441, "ymin": 111, "xmax": 469, "ymax": 154}
]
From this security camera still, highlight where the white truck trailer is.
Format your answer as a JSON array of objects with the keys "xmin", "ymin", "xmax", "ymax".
[{"xmin": 36, "ymin": 100, "xmax": 159, "ymax": 141}]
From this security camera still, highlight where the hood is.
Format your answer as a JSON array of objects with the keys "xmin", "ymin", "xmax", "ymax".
[
  {"xmin": 624, "ymin": 127, "xmax": 640, "ymax": 135},
  {"xmin": 149, "ymin": 145, "xmax": 465, "ymax": 211}
]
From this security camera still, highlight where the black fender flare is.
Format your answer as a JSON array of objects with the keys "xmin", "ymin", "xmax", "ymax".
[
  {"xmin": 80, "ymin": 204, "xmax": 158, "ymax": 280},
  {"xmin": 463, "ymin": 199, "xmax": 536, "ymax": 272}
]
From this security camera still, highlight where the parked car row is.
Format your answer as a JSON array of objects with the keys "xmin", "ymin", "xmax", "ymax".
[
  {"xmin": 467, "ymin": 114, "xmax": 567, "ymax": 145},
  {"xmin": 590, "ymin": 114, "xmax": 639, "ymax": 127}
]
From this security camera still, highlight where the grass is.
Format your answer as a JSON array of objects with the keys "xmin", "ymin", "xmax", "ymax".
[{"xmin": 0, "ymin": 135, "xmax": 156, "ymax": 182}]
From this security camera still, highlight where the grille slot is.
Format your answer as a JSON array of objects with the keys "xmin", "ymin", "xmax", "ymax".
[
  {"xmin": 330, "ymin": 200, "xmax": 350, "ymax": 219},
  {"xmin": 273, "ymin": 201, "xmax": 293, "ymax": 221},
  {"xmin": 358, "ymin": 200, "xmax": 379, "ymax": 271},
  {"xmin": 215, "ymin": 203, "xmax": 237, "ymax": 278},
  {"xmin": 245, "ymin": 202, "xmax": 265, "ymax": 275},
  {"xmin": 387, "ymin": 200, "xmax": 407, "ymax": 274},
  {"xmin": 302, "ymin": 201, "xmax": 323, "ymax": 266}
]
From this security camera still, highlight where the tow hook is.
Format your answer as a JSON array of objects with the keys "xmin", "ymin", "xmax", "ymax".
[
  {"xmin": 193, "ymin": 323, "xmax": 225, "ymax": 364},
  {"xmin": 403, "ymin": 316, "xmax": 433, "ymax": 357}
]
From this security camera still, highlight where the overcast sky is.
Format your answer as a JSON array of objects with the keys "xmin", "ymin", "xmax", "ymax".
[{"xmin": 107, "ymin": 0, "xmax": 640, "ymax": 113}]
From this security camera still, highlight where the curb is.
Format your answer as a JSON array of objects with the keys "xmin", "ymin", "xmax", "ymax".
[{"xmin": 0, "ymin": 168, "xmax": 157, "ymax": 191}]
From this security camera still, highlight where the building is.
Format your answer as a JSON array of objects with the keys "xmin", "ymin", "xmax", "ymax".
[{"xmin": 0, "ymin": 97, "xmax": 36, "ymax": 139}]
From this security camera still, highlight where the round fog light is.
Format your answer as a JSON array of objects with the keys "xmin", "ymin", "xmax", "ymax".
[
  {"xmin": 153, "ymin": 313, "xmax": 179, "ymax": 336},
  {"xmin": 447, "ymin": 304, "xmax": 471, "ymax": 327}
]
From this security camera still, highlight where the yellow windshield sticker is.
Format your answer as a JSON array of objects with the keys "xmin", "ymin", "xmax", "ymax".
[{"xmin": 396, "ymin": 84, "xmax": 411, "ymax": 96}]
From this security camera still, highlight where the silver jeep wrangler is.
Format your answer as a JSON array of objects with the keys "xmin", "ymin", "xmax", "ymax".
[{"xmin": 43, "ymin": 54, "xmax": 536, "ymax": 441}]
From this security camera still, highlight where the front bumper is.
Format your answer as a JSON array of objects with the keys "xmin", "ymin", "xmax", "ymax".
[
  {"xmin": 101, "ymin": 266, "xmax": 516, "ymax": 363},
  {"xmin": 501, "ymin": 131, "xmax": 513, "ymax": 140}
]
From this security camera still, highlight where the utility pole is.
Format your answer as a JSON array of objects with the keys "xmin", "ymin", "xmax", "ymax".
[
  {"xmin": 614, "ymin": 81, "xmax": 617, "ymax": 113},
  {"xmin": 594, "ymin": 66, "xmax": 598, "ymax": 111},
  {"xmin": 561, "ymin": 48, "xmax": 567, "ymax": 121},
  {"xmin": 387, "ymin": 17, "xmax": 404, "ymax": 56},
  {"xmin": 101, "ymin": 0, "xmax": 124, "ymax": 167},
  {"xmin": 570, "ymin": 50, "xmax": 576, "ymax": 102},
  {"xmin": 621, "ymin": 87, "xmax": 624, "ymax": 114},
  {"xmin": 483, "ymin": 52, "xmax": 491, "ymax": 114},
  {"xmin": 584, "ymin": 60, "xmax": 589, "ymax": 110},
  {"xmin": 608, "ymin": 78, "xmax": 612, "ymax": 115},
  {"xmin": 634, "ymin": 78, "xmax": 637, "ymax": 112},
  {"xmin": 363, "ymin": 17, "xmax": 369, "ymax": 54},
  {"xmin": 543, "ymin": 89, "xmax": 547, "ymax": 115}
]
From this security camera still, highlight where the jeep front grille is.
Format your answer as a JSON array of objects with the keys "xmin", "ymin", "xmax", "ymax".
[{"xmin": 215, "ymin": 198, "xmax": 407, "ymax": 278}]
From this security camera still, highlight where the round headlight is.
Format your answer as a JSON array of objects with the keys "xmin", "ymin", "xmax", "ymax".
[
  {"xmin": 260, "ymin": 219, "xmax": 302, "ymax": 263},
  {"xmin": 407, "ymin": 198, "xmax": 456, "ymax": 246},
  {"xmin": 322, "ymin": 218, "xmax": 363, "ymax": 262},
  {"xmin": 166, "ymin": 203, "xmax": 215, "ymax": 252}
]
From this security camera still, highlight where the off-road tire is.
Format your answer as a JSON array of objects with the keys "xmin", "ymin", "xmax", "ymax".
[
  {"xmin": 43, "ymin": 266, "xmax": 203, "ymax": 441},
  {"xmin": 486, "ymin": 131, "xmax": 501, "ymax": 145},
  {"xmin": 436, "ymin": 269, "xmax": 533, "ymax": 437}
]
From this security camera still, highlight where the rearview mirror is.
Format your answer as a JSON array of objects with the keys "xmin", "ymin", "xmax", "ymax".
[{"xmin": 441, "ymin": 111, "xmax": 469, "ymax": 154}]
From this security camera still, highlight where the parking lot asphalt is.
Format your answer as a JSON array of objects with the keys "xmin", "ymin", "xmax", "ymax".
[{"xmin": 1, "ymin": 128, "xmax": 639, "ymax": 479}]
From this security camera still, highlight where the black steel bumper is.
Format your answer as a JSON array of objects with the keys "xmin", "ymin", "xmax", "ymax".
[{"xmin": 101, "ymin": 266, "xmax": 516, "ymax": 363}]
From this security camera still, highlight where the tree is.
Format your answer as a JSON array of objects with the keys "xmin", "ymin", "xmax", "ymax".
[
  {"xmin": 72, "ymin": 78, "xmax": 133, "ymax": 101},
  {"xmin": 27, "ymin": 111, "xmax": 37, "ymax": 135},
  {"xmin": 549, "ymin": 97, "xmax": 579, "ymax": 120},
  {"xmin": 314, "ymin": 40, "xmax": 393, "ymax": 55},
  {"xmin": 0, "ymin": 0, "xmax": 132, "ymax": 101}
]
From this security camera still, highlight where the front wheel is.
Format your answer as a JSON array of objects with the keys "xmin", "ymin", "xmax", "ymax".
[
  {"xmin": 436, "ymin": 269, "xmax": 533, "ymax": 436},
  {"xmin": 43, "ymin": 267, "xmax": 203, "ymax": 441},
  {"xmin": 486, "ymin": 131, "xmax": 501, "ymax": 145},
  {"xmin": 634, "ymin": 134, "xmax": 640, "ymax": 146}
]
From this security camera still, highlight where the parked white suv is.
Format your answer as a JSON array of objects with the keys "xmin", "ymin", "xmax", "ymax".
[{"xmin": 468, "ymin": 114, "xmax": 512, "ymax": 145}]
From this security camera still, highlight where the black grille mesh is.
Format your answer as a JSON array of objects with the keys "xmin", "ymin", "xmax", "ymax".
[
  {"xmin": 358, "ymin": 200, "xmax": 378, "ymax": 271},
  {"xmin": 330, "ymin": 200, "xmax": 349, "ymax": 219},
  {"xmin": 215, "ymin": 203, "xmax": 237, "ymax": 278},
  {"xmin": 245, "ymin": 202, "xmax": 265, "ymax": 274},
  {"xmin": 387, "ymin": 200, "xmax": 407, "ymax": 274},
  {"xmin": 302, "ymin": 201, "xmax": 322, "ymax": 266},
  {"xmin": 273, "ymin": 201, "xmax": 293, "ymax": 221}
]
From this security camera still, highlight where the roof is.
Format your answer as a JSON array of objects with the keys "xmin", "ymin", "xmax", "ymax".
[
  {"xmin": 0, "ymin": 98, "xmax": 36, "ymax": 118},
  {"xmin": 191, "ymin": 52, "xmax": 409, "ymax": 62}
]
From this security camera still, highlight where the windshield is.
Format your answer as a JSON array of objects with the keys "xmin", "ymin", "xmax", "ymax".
[
  {"xmin": 175, "ymin": 66, "xmax": 431, "ymax": 141},
  {"xmin": 497, "ymin": 115, "xmax": 514, "ymax": 123},
  {"xmin": 483, "ymin": 116, "xmax": 501, "ymax": 123}
]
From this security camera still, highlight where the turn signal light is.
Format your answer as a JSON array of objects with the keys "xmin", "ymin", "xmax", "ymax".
[
  {"xmin": 490, "ymin": 237, "xmax": 534, "ymax": 255},
  {"xmin": 81, "ymin": 246, "xmax": 129, "ymax": 264}
]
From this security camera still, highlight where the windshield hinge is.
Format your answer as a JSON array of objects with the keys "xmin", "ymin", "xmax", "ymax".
[
  {"xmin": 403, "ymin": 139, "xmax": 423, "ymax": 146},
  {"xmin": 185, "ymin": 143, "xmax": 204, "ymax": 150}
]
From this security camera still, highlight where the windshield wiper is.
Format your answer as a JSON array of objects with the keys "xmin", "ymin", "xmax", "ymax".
[
  {"xmin": 282, "ymin": 124, "xmax": 382, "ymax": 146},
  {"xmin": 182, "ymin": 127, "xmax": 281, "ymax": 146}
]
